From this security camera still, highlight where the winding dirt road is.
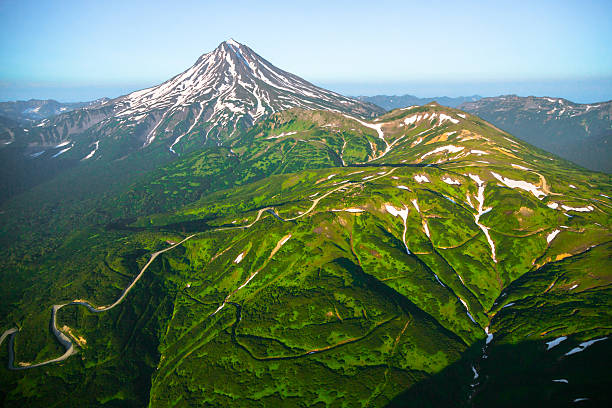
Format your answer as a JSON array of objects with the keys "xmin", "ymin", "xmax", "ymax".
[
  {"xmin": 1, "ymin": 235, "xmax": 195, "ymax": 370},
  {"xmin": 1, "ymin": 166, "xmax": 398, "ymax": 370}
]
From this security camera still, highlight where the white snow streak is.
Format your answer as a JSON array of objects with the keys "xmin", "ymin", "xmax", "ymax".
[
  {"xmin": 546, "ymin": 229, "xmax": 560, "ymax": 244},
  {"xmin": 511, "ymin": 163, "xmax": 531, "ymax": 170},
  {"xmin": 52, "ymin": 146, "xmax": 72, "ymax": 158},
  {"xmin": 234, "ymin": 252, "xmax": 245, "ymax": 264},
  {"xmin": 421, "ymin": 145, "xmax": 464, "ymax": 159},
  {"xmin": 385, "ymin": 204, "xmax": 409, "ymax": 221},
  {"xmin": 170, "ymin": 102, "xmax": 207, "ymax": 153},
  {"xmin": 469, "ymin": 174, "xmax": 497, "ymax": 263},
  {"xmin": 343, "ymin": 114, "xmax": 386, "ymax": 146},
  {"xmin": 266, "ymin": 131, "xmax": 298, "ymax": 139},
  {"xmin": 438, "ymin": 113, "xmax": 460, "ymax": 124},
  {"xmin": 442, "ymin": 176, "xmax": 461, "ymax": 185},
  {"xmin": 403, "ymin": 114, "xmax": 419, "ymax": 126},
  {"xmin": 81, "ymin": 141, "xmax": 100, "ymax": 160},
  {"xmin": 485, "ymin": 326, "xmax": 494, "ymax": 345},
  {"xmin": 332, "ymin": 208, "xmax": 364, "ymax": 213},
  {"xmin": 564, "ymin": 337, "xmax": 608, "ymax": 356},
  {"xmin": 385, "ymin": 204, "xmax": 410, "ymax": 254},
  {"xmin": 561, "ymin": 204, "xmax": 593, "ymax": 212},
  {"xmin": 458, "ymin": 297, "xmax": 476, "ymax": 323},
  {"xmin": 490, "ymin": 171, "xmax": 546, "ymax": 199},
  {"xmin": 546, "ymin": 336, "xmax": 567, "ymax": 350}
]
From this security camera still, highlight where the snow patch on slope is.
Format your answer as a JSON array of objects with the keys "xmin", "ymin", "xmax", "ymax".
[
  {"xmin": 421, "ymin": 145, "xmax": 464, "ymax": 159},
  {"xmin": 469, "ymin": 174, "xmax": 497, "ymax": 263},
  {"xmin": 81, "ymin": 141, "xmax": 100, "ymax": 160},
  {"xmin": 414, "ymin": 174, "xmax": 430, "ymax": 183},
  {"xmin": 490, "ymin": 171, "xmax": 546, "ymax": 199},
  {"xmin": 546, "ymin": 229, "xmax": 560, "ymax": 244},
  {"xmin": 442, "ymin": 176, "xmax": 461, "ymax": 185},
  {"xmin": 565, "ymin": 337, "xmax": 608, "ymax": 356}
]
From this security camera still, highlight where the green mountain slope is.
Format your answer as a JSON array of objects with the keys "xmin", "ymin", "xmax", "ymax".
[{"xmin": 1, "ymin": 104, "xmax": 610, "ymax": 407}]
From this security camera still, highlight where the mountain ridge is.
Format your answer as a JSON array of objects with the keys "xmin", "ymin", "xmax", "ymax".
[
  {"xmin": 459, "ymin": 95, "xmax": 612, "ymax": 172},
  {"xmin": 0, "ymin": 40, "xmax": 383, "ymax": 204},
  {"xmin": 358, "ymin": 94, "xmax": 482, "ymax": 110},
  {"xmin": 0, "ymin": 98, "xmax": 109, "ymax": 124}
]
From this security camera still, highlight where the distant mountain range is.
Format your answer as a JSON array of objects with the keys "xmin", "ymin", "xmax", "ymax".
[
  {"xmin": 0, "ymin": 98, "xmax": 109, "ymax": 124},
  {"xmin": 5, "ymin": 88, "xmax": 610, "ymax": 175},
  {"xmin": 459, "ymin": 95, "xmax": 612, "ymax": 173},
  {"xmin": 357, "ymin": 94, "xmax": 482, "ymax": 110}
]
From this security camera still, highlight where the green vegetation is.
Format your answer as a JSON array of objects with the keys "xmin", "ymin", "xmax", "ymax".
[{"xmin": 1, "ymin": 106, "xmax": 610, "ymax": 407}]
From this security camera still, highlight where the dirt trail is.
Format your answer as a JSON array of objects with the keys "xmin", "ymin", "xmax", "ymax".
[
  {"xmin": 2, "ymin": 167, "xmax": 398, "ymax": 370},
  {"xmin": 1, "ymin": 235, "xmax": 195, "ymax": 370}
]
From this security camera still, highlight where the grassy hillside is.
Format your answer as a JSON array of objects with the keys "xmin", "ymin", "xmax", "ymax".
[{"xmin": 1, "ymin": 105, "xmax": 610, "ymax": 407}]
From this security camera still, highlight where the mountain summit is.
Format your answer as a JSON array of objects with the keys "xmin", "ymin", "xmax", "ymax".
[
  {"xmin": 26, "ymin": 40, "xmax": 383, "ymax": 157},
  {"xmin": 118, "ymin": 39, "xmax": 381, "ymax": 149}
]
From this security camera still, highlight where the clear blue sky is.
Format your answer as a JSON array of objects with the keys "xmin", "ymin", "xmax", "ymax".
[{"xmin": 1, "ymin": 0, "xmax": 611, "ymax": 102}]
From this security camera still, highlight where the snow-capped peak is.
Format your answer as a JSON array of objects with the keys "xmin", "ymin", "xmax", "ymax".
[
  {"xmin": 29, "ymin": 40, "xmax": 382, "ymax": 155},
  {"xmin": 108, "ymin": 40, "xmax": 381, "ymax": 148},
  {"xmin": 225, "ymin": 38, "xmax": 241, "ymax": 47}
]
